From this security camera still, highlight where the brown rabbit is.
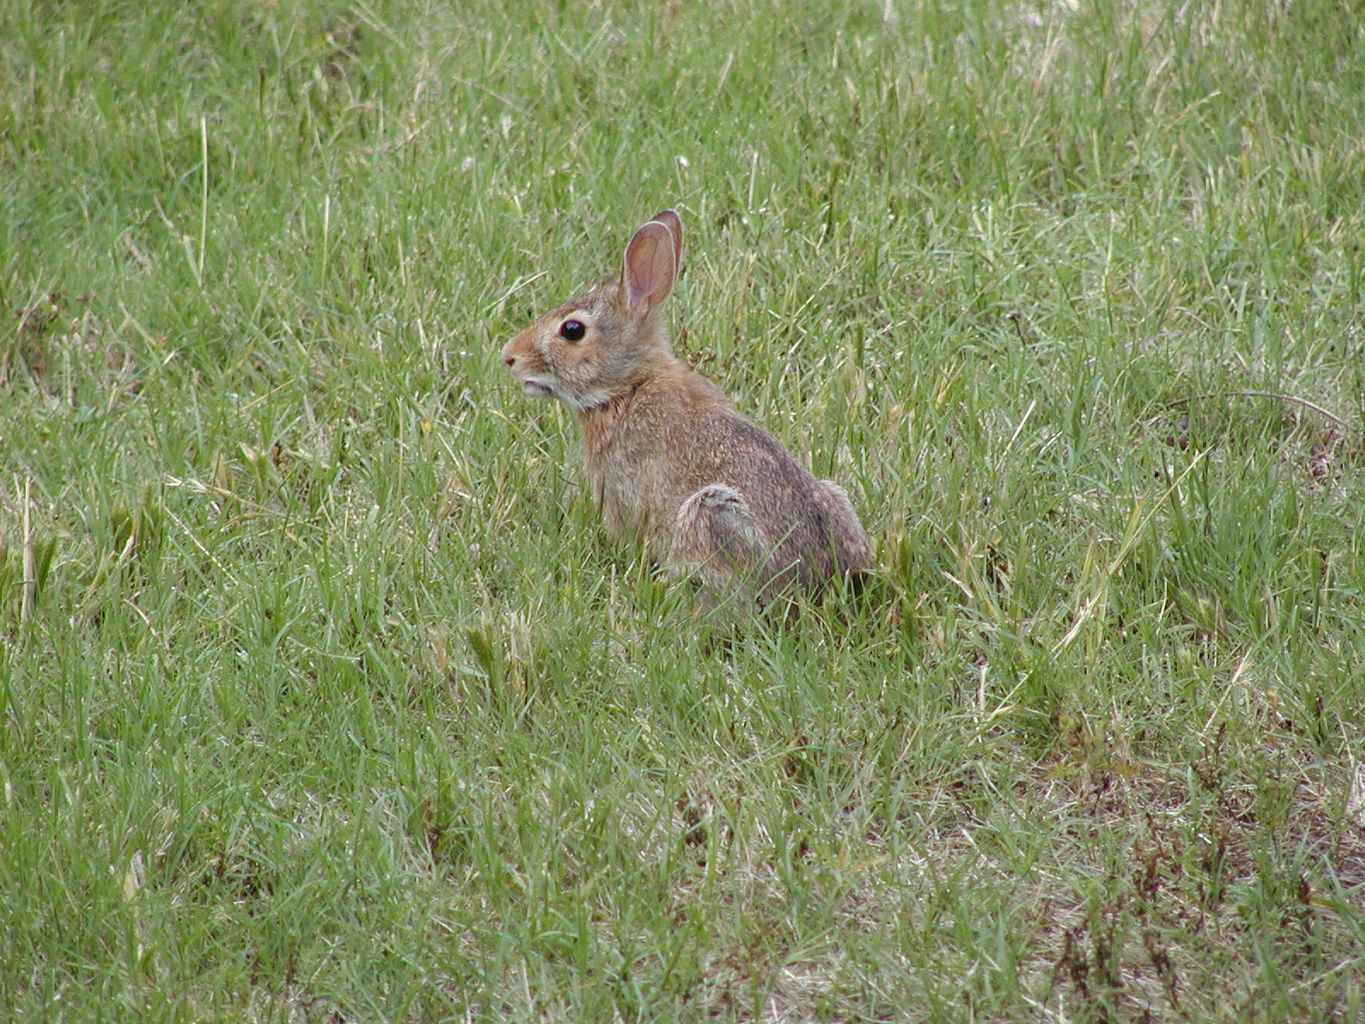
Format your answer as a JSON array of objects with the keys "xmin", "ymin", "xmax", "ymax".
[{"xmin": 499, "ymin": 209, "xmax": 869, "ymax": 610}]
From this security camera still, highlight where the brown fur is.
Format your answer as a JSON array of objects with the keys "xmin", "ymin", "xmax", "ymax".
[{"xmin": 500, "ymin": 210, "xmax": 869, "ymax": 610}]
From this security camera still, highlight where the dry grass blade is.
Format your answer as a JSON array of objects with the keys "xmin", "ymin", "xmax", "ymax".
[{"xmin": 1169, "ymin": 390, "xmax": 1353, "ymax": 432}]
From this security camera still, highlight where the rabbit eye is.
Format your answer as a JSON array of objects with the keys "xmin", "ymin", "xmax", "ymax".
[{"xmin": 559, "ymin": 319, "xmax": 586, "ymax": 342}]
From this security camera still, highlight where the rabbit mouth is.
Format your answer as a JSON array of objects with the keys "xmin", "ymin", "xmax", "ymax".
[{"xmin": 520, "ymin": 379, "xmax": 555, "ymax": 398}]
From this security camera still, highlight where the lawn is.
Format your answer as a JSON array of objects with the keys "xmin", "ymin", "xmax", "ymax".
[{"xmin": 2, "ymin": 0, "xmax": 1363, "ymax": 1020}]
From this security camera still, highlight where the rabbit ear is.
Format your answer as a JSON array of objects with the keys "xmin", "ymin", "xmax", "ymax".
[
  {"xmin": 648, "ymin": 209, "xmax": 683, "ymax": 270},
  {"xmin": 622, "ymin": 220, "xmax": 677, "ymax": 317}
]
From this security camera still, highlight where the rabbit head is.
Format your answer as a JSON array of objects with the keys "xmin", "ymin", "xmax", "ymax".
[{"xmin": 500, "ymin": 210, "xmax": 683, "ymax": 412}]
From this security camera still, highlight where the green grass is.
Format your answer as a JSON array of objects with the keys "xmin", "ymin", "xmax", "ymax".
[{"xmin": 3, "ymin": 0, "xmax": 1364, "ymax": 1020}]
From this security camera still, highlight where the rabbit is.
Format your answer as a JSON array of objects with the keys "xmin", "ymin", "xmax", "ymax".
[{"xmin": 499, "ymin": 209, "xmax": 869, "ymax": 611}]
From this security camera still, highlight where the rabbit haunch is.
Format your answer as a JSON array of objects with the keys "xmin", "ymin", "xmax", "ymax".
[{"xmin": 500, "ymin": 210, "xmax": 869, "ymax": 608}]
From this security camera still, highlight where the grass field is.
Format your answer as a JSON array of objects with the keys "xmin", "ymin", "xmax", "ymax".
[{"xmin": 3, "ymin": 0, "xmax": 1364, "ymax": 1020}]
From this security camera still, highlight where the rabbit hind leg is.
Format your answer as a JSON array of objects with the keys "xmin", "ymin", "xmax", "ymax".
[{"xmin": 666, "ymin": 483, "xmax": 771, "ymax": 611}]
